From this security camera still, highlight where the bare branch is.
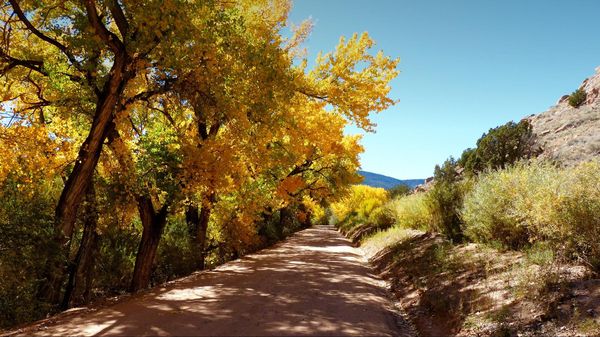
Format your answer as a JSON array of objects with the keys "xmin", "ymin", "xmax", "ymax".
[
  {"xmin": 0, "ymin": 48, "xmax": 46, "ymax": 76},
  {"xmin": 296, "ymin": 88, "xmax": 328, "ymax": 101},
  {"xmin": 148, "ymin": 105, "xmax": 176, "ymax": 127},
  {"xmin": 8, "ymin": 0, "xmax": 82, "ymax": 69},
  {"xmin": 108, "ymin": 0, "xmax": 129, "ymax": 39},
  {"xmin": 122, "ymin": 78, "xmax": 177, "ymax": 107},
  {"xmin": 83, "ymin": 0, "xmax": 124, "ymax": 53}
]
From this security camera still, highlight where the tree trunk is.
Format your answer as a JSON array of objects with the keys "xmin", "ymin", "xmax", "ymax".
[
  {"xmin": 41, "ymin": 53, "xmax": 133, "ymax": 305},
  {"xmin": 56, "ymin": 53, "xmax": 130, "ymax": 247},
  {"xmin": 185, "ymin": 205, "xmax": 203, "ymax": 270},
  {"xmin": 278, "ymin": 206, "xmax": 292, "ymax": 239},
  {"xmin": 61, "ymin": 184, "xmax": 99, "ymax": 310},
  {"xmin": 185, "ymin": 193, "xmax": 215, "ymax": 271},
  {"xmin": 130, "ymin": 196, "xmax": 168, "ymax": 292}
]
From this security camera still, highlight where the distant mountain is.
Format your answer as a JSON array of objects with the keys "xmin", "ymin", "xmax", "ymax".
[{"xmin": 358, "ymin": 171, "xmax": 424, "ymax": 189}]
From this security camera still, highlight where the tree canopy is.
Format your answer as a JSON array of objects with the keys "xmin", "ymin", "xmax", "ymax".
[{"xmin": 0, "ymin": 0, "xmax": 398, "ymax": 327}]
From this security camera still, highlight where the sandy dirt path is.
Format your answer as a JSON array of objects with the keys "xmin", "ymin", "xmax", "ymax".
[{"xmin": 7, "ymin": 226, "xmax": 411, "ymax": 336}]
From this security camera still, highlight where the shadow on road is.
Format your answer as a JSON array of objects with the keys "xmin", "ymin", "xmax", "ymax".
[{"xmin": 10, "ymin": 226, "xmax": 410, "ymax": 337}]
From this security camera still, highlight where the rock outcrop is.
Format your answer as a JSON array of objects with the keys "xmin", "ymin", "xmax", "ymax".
[{"xmin": 527, "ymin": 67, "xmax": 600, "ymax": 166}]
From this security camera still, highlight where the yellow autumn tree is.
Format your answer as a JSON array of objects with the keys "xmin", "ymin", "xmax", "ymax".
[{"xmin": 0, "ymin": 0, "xmax": 399, "ymax": 327}]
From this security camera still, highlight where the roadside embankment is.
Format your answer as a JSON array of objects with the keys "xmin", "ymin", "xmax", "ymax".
[{"xmin": 351, "ymin": 226, "xmax": 600, "ymax": 336}]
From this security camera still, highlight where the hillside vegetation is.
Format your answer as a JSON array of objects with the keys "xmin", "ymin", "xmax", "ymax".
[
  {"xmin": 334, "ymin": 161, "xmax": 600, "ymax": 336},
  {"xmin": 528, "ymin": 67, "xmax": 600, "ymax": 166},
  {"xmin": 332, "ymin": 81, "xmax": 600, "ymax": 335}
]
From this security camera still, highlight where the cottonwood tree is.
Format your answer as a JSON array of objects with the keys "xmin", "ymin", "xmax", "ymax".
[{"xmin": 0, "ymin": 0, "xmax": 400, "ymax": 317}]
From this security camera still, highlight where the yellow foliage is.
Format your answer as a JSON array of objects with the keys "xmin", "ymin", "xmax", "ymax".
[
  {"xmin": 384, "ymin": 193, "xmax": 432, "ymax": 230},
  {"xmin": 306, "ymin": 32, "xmax": 400, "ymax": 131},
  {"xmin": 330, "ymin": 185, "xmax": 389, "ymax": 224},
  {"xmin": 0, "ymin": 123, "xmax": 72, "ymax": 185}
]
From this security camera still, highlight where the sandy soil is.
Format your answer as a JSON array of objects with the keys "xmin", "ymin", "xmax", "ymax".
[{"xmin": 5, "ymin": 226, "xmax": 412, "ymax": 336}]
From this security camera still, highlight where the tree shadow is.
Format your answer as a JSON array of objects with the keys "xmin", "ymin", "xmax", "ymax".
[
  {"xmin": 369, "ymin": 232, "xmax": 488, "ymax": 336},
  {"xmin": 368, "ymin": 231, "xmax": 600, "ymax": 336},
  {"xmin": 9, "ymin": 226, "xmax": 409, "ymax": 336}
]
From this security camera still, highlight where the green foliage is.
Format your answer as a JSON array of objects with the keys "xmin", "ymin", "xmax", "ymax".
[
  {"xmin": 459, "ymin": 120, "xmax": 536, "ymax": 175},
  {"xmin": 367, "ymin": 206, "xmax": 396, "ymax": 228},
  {"xmin": 136, "ymin": 127, "xmax": 183, "ymax": 198},
  {"xmin": 153, "ymin": 216, "xmax": 198, "ymax": 284},
  {"xmin": 388, "ymin": 184, "xmax": 412, "ymax": 198},
  {"xmin": 568, "ymin": 88, "xmax": 587, "ymax": 108},
  {"xmin": 462, "ymin": 161, "xmax": 562, "ymax": 249},
  {"xmin": 425, "ymin": 158, "xmax": 469, "ymax": 241},
  {"xmin": 386, "ymin": 193, "xmax": 431, "ymax": 230},
  {"xmin": 95, "ymin": 223, "xmax": 140, "ymax": 294},
  {"xmin": 556, "ymin": 161, "xmax": 600, "ymax": 268},
  {"xmin": 0, "ymin": 178, "xmax": 60, "ymax": 328},
  {"xmin": 462, "ymin": 160, "xmax": 600, "ymax": 270}
]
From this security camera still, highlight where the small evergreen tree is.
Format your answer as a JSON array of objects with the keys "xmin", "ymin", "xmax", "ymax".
[
  {"xmin": 425, "ymin": 158, "xmax": 465, "ymax": 242},
  {"xmin": 568, "ymin": 88, "xmax": 587, "ymax": 108},
  {"xmin": 460, "ymin": 120, "xmax": 536, "ymax": 175},
  {"xmin": 388, "ymin": 184, "xmax": 412, "ymax": 198}
]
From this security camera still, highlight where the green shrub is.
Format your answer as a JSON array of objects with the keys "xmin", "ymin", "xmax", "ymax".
[
  {"xmin": 368, "ymin": 206, "xmax": 396, "ymax": 228},
  {"xmin": 568, "ymin": 88, "xmax": 587, "ymax": 108},
  {"xmin": 424, "ymin": 158, "xmax": 471, "ymax": 241},
  {"xmin": 388, "ymin": 184, "xmax": 411, "ymax": 198},
  {"xmin": 459, "ymin": 120, "xmax": 536, "ymax": 175},
  {"xmin": 387, "ymin": 193, "xmax": 431, "ymax": 230},
  {"xmin": 153, "ymin": 216, "xmax": 199, "ymax": 284},
  {"xmin": 461, "ymin": 161, "xmax": 562, "ymax": 249},
  {"xmin": 425, "ymin": 180, "xmax": 469, "ymax": 242},
  {"xmin": 462, "ymin": 160, "xmax": 600, "ymax": 270},
  {"xmin": 0, "ymin": 178, "xmax": 61, "ymax": 328},
  {"xmin": 95, "ymin": 222, "xmax": 140, "ymax": 294},
  {"xmin": 556, "ymin": 161, "xmax": 600, "ymax": 268}
]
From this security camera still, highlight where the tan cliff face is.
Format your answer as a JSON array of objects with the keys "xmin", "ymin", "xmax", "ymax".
[{"xmin": 527, "ymin": 67, "xmax": 600, "ymax": 166}]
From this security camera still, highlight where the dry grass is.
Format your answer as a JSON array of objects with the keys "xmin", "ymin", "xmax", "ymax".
[
  {"xmin": 358, "ymin": 226, "xmax": 600, "ymax": 337},
  {"xmin": 528, "ymin": 74, "xmax": 600, "ymax": 167},
  {"xmin": 360, "ymin": 226, "xmax": 420, "ymax": 259}
]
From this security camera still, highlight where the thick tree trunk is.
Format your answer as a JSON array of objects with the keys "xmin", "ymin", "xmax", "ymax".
[
  {"xmin": 186, "ymin": 193, "xmax": 215, "ymax": 271},
  {"xmin": 41, "ymin": 53, "xmax": 132, "ymax": 305},
  {"xmin": 130, "ymin": 196, "xmax": 168, "ymax": 292},
  {"xmin": 185, "ymin": 205, "xmax": 203, "ymax": 270},
  {"xmin": 56, "ymin": 54, "xmax": 130, "ymax": 247},
  {"xmin": 278, "ymin": 206, "xmax": 292, "ymax": 239},
  {"xmin": 61, "ymin": 184, "xmax": 99, "ymax": 310}
]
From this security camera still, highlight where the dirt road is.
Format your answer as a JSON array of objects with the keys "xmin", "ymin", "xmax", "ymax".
[{"xmin": 8, "ymin": 226, "xmax": 411, "ymax": 336}]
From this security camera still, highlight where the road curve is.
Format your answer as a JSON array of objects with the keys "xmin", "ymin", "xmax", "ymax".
[{"xmin": 7, "ymin": 226, "xmax": 411, "ymax": 336}]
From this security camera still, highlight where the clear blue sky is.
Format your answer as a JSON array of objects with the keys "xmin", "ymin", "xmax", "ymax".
[{"xmin": 289, "ymin": 0, "xmax": 600, "ymax": 179}]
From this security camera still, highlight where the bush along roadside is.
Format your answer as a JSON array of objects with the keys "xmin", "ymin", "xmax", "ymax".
[{"xmin": 330, "ymin": 159, "xmax": 600, "ymax": 336}]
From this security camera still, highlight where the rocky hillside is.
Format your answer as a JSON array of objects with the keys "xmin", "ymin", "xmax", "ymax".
[{"xmin": 527, "ymin": 67, "xmax": 600, "ymax": 166}]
